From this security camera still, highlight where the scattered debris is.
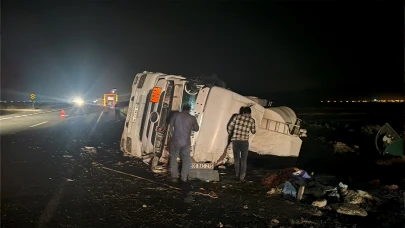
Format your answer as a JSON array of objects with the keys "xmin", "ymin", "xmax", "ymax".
[
  {"xmin": 339, "ymin": 182, "xmax": 348, "ymax": 189},
  {"xmin": 262, "ymin": 167, "xmax": 298, "ymax": 188},
  {"xmin": 306, "ymin": 208, "xmax": 323, "ymax": 217},
  {"xmin": 266, "ymin": 188, "xmax": 282, "ymax": 195},
  {"xmin": 312, "ymin": 199, "xmax": 327, "ymax": 208},
  {"xmin": 326, "ymin": 188, "xmax": 340, "ymax": 202},
  {"xmin": 270, "ymin": 218, "xmax": 280, "ymax": 226},
  {"xmin": 336, "ymin": 204, "xmax": 368, "ymax": 217},
  {"xmin": 217, "ymin": 222, "xmax": 223, "ymax": 227},
  {"xmin": 293, "ymin": 170, "xmax": 311, "ymax": 179},
  {"xmin": 385, "ymin": 184, "xmax": 399, "ymax": 191},
  {"xmin": 333, "ymin": 142, "xmax": 355, "ymax": 153},
  {"xmin": 243, "ymin": 205, "xmax": 248, "ymax": 209},
  {"xmin": 82, "ymin": 147, "xmax": 97, "ymax": 154},
  {"xmin": 282, "ymin": 181, "xmax": 297, "ymax": 198},
  {"xmin": 63, "ymin": 155, "xmax": 73, "ymax": 158},
  {"xmin": 343, "ymin": 190, "xmax": 364, "ymax": 204},
  {"xmin": 66, "ymin": 179, "xmax": 74, "ymax": 182},
  {"xmin": 142, "ymin": 204, "xmax": 147, "ymax": 208},
  {"xmin": 190, "ymin": 191, "xmax": 218, "ymax": 199},
  {"xmin": 357, "ymin": 190, "xmax": 373, "ymax": 200}
]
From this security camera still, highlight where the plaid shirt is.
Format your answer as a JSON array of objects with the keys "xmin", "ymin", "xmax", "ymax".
[{"xmin": 227, "ymin": 114, "xmax": 256, "ymax": 141}]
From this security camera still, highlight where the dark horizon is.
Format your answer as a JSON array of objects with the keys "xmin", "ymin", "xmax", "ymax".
[{"xmin": 1, "ymin": 1, "xmax": 403, "ymax": 102}]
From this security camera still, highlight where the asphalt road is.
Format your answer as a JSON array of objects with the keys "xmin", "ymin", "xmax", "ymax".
[
  {"xmin": 0, "ymin": 109, "xmax": 71, "ymax": 135},
  {"xmin": 1, "ymin": 106, "xmax": 117, "ymax": 227}
]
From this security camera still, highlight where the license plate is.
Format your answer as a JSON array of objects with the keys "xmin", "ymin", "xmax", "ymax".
[{"xmin": 191, "ymin": 163, "xmax": 214, "ymax": 169}]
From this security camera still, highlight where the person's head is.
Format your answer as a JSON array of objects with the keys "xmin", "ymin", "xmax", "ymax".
[
  {"xmin": 243, "ymin": 107, "xmax": 252, "ymax": 116},
  {"xmin": 239, "ymin": 106, "xmax": 245, "ymax": 114},
  {"xmin": 182, "ymin": 105, "xmax": 191, "ymax": 112}
]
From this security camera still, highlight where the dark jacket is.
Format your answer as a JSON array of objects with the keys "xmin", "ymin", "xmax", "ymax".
[{"xmin": 169, "ymin": 111, "xmax": 199, "ymax": 147}]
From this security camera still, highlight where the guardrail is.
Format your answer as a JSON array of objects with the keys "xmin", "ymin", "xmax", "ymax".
[{"xmin": 260, "ymin": 118, "xmax": 301, "ymax": 136}]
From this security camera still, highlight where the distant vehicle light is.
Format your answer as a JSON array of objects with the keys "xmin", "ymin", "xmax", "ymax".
[{"xmin": 73, "ymin": 97, "xmax": 84, "ymax": 106}]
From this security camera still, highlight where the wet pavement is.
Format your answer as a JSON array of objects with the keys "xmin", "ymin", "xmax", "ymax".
[{"xmin": 1, "ymin": 107, "xmax": 404, "ymax": 228}]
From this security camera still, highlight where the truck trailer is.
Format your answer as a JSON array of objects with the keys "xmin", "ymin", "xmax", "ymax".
[{"xmin": 120, "ymin": 71, "xmax": 304, "ymax": 173}]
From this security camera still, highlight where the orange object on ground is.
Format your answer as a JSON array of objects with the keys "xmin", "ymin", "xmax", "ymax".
[{"xmin": 60, "ymin": 110, "xmax": 65, "ymax": 118}]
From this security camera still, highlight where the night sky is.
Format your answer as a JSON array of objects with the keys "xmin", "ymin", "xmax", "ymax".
[{"xmin": 1, "ymin": 1, "xmax": 403, "ymax": 102}]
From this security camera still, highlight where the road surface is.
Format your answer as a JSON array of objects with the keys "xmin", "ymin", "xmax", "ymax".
[
  {"xmin": 1, "ymin": 106, "xmax": 121, "ymax": 227},
  {"xmin": 0, "ymin": 109, "xmax": 74, "ymax": 135}
]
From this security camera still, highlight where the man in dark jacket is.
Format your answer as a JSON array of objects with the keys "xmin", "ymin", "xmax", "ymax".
[{"xmin": 169, "ymin": 105, "xmax": 199, "ymax": 182}]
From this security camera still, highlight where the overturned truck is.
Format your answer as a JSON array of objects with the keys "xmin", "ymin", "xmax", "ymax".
[{"xmin": 120, "ymin": 72, "xmax": 305, "ymax": 178}]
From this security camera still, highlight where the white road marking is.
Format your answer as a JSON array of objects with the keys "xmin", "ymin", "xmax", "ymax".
[
  {"xmin": 29, "ymin": 121, "xmax": 48, "ymax": 128},
  {"xmin": 89, "ymin": 111, "xmax": 103, "ymax": 137},
  {"xmin": 0, "ymin": 109, "xmax": 63, "ymax": 120}
]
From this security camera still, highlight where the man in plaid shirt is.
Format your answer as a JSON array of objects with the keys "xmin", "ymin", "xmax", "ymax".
[{"xmin": 227, "ymin": 106, "xmax": 256, "ymax": 182}]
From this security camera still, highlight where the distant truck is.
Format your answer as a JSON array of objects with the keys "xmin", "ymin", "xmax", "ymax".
[
  {"xmin": 120, "ymin": 71, "xmax": 305, "ymax": 173},
  {"xmin": 103, "ymin": 94, "xmax": 118, "ymax": 107}
]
